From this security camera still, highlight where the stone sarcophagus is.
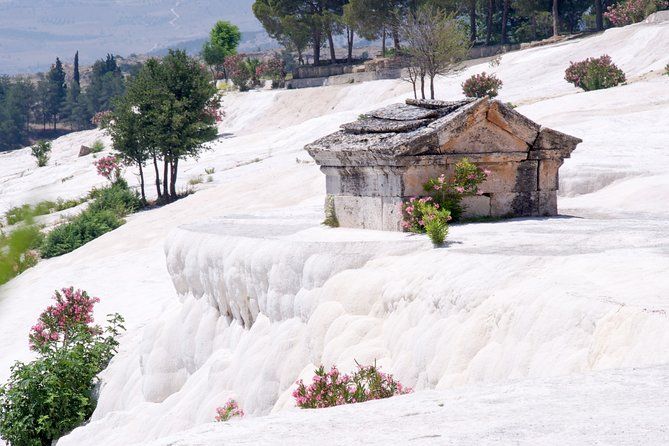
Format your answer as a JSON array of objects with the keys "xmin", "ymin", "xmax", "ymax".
[{"xmin": 305, "ymin": 98, "xmax": 582, "ymax": 231}]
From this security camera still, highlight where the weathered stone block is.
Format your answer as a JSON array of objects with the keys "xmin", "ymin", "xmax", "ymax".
[
  {"xmin": 333, "ymin": 196, "xmax": 383, "ymax": 229},
  {"xmin": 538, "ymin": 159, "xmax": 563, "ymax": 191},
  {"xmin": 538, "ymin": 191, "xmax": 558, "ymax": 216},
  {"xmin": 462, "ymin": 195, "xmax": 492, "ymax": 218}
]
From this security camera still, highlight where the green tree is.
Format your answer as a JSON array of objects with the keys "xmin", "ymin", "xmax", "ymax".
[
  {"xmin": 110, "ymin": 50, "xmax": 219, "ymax": 202},
  {"xmin": 46, "ymin": 57, "xmax": 67, "ymax": 130},
  {"xmin": 202, "ymin": 21, "xmax": 241, "ymax": 79},
  {"xmin": 85, "ymin": 54, "xmax": 125, "ymax": 117}
]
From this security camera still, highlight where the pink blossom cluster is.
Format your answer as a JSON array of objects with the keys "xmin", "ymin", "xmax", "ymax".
[
  {"xmin": 401, "ymin": 159, "xmax": 489, "ymax": 231},
  {"xmin": 94, "ymin": 155, "xmax": 122, "ymax": 181},
  {"xmin": 256, "ymin": 55, "xmax": 286, "ymax": 84},
  {"xmin": 564, "ymin": 55, "xmax": 626, "ymax": 91},
  {"xmin": 214, "ymin": 399, "xmax": 244, "ymax": 422},
  {"xmin": 604, "ymin": 0, "xmax": 668, "ymax": 26},
  {"xmin": 90, "ymin": 110, "xmax": 112, "ymax": 128},
  {"xmin": 29, "ymin": 287, "xmax": 101, "ymax": 353},
  {"xmin": 293, "ymin": 364, "xmax": 413, "ymax": 409},
  {"xmin": 462, "ymin": 72, "xmax": 503, "ymax": 98},
  {"xmin": 205, "ymin": 104, "xmax": 224, "ymax": 123}
]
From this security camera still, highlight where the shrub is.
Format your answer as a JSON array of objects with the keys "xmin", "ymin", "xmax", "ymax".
[
  {"xmin": 565, "ymin": 55, "xmax": 626, "ymax": 91},
  {"xmin": 87, "ymin": 179, "xmax": 142, "ymax": 216},
  {"xmin": 94, "ymin": 155, "xmax": 122, "ymax": 181},
  {"xmin": 224, "ymin": 54, "xmax": 253, "ymax": 91},
  {"xmin": 462, "ymin": 72, "xmax": 503, "ymax": 98},
  {"xmin": 0, "ymin": 288, "xmax": 124, "ymax": 446},
  {"xmin": 293, "ymin": 363, "xmax": 412, "ymax": 409},
  {"xmin": 31, "ymin": 140, "xmax": 51, "ymax": 167},
  {"xmin": 215, "ymin": 399, "xmax": 244, "ymax": 422},
  {"xmin": 604, "ymin": 0, "xmax": 668, "ymax": 26},
  {"xmin": 41, "ymin": 180, "xmax": 141, "ymax": 258},
  {"xmin": 91, "ymin": 111, "xmax": 112, "ymax": 129},
  {"xmin": 322, "ymin": 195, "xmax": 339, "ymax": 228},
  {"xmin": 40, "ymin": 209, "xmax": 123, "ymax": 258},
  {"xmin": 90, "ymin": 139, "xmax": 105, "ymax": 154},
  {"xmin": 0, "ymin": 223, "xmax": 43, "ymax": 285},
  {"xmin": 665, "ymin": 63, "xmax": 669, "ymax": 76},
  {"xmin": 257, "ymin": 54, "xmax": 287, "ymax": 88}
]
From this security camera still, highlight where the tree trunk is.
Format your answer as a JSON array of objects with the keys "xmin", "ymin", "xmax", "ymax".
[
  {"xmin": 430, "ymin": 75, "xmax": 435, "ymax": 100},
  {"xmin": 162, "ymin": 156, "xmax": 169, "ymax": 199},
  {"xmin": 420, "ymin": 73, "xmax": 425, "ymax": 100},
  {"xmin": 138, "ymin": 162, "xmax": 146, "ymax": 203},
  {"xmin": 501, "ymin": 0, "xmax": 510, "ymax": 44},
  {"xmin": 382, "ymin": 27, "xmax": 387, "ymax": 56},
  {"xmin": 486, "ymin": 0, "xmax": 495, "ymax": 45},
  {"xmin": 170, "ymin": 158, "xmax": 179, "ymax": 199},
  {"xmin": 469, "ymin": 0, "xmax": 477, "ymax": 42},
  {"xmin": 152, "ymin": 153, "xmax": 162, "ymax": 199},
  {"xmin": 327, "ymin": 28, "xmax": 336, "ymax": 64},
  {"xmin": 347, "ymin": 27, "xmax": 354, "ymax": 63},
  {"xmin": 312, "ymin": 30, "xmax": 321, "ymax": 66},
  {"xmin": 552, "ymin": 0, "xmax": 559, "ymax": 37},
  {"xmin": 595, "ymin": 0, "xmax": 603, "ymax": 30},
  {"xmin": 392, "ymin": 27, "xmax": 400, "ymax": 51}
]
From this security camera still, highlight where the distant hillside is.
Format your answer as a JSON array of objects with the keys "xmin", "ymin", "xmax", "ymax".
[{"xmin": 0, "ymin": 0, "xmax": 260, "ymax": 75}]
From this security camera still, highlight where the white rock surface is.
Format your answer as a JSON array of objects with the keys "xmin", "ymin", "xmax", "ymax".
[{"xmin": 0, "ymin": 17, "xmax": 668, "ymax": 446}]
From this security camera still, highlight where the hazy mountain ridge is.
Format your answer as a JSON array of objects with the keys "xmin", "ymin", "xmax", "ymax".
[{"xmin": 0, "ymin": 0, "xmax": 260, "ymax": 74}]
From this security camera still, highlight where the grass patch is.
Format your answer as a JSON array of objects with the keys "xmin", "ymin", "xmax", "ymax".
[{"xmin": 4, "ymin": 198, "xmax": 86, "ymax": 226}]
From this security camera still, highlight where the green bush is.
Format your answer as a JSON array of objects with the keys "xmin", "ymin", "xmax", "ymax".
[
  {"xmin": 564, "ymin": 55, "xmax": 626, "ymax": 91},
  {"xmin": 41, "ymin": 180, "xmax": 141, "ymax": 258},
  {"xmin": 40, "ymin": 210, "xmax": 123, "ymax": 258},
  {"xmin": 31, "ymin": 140, "xmax": 51, "ymax": 168},
  {"xmin": 462, "ymin": 72, "xmax": 503, "ymax": 98},
  {"xmin": 0, "ymin": 224, "xmax": 43, "ymax": 285},
  {"xmin": 90, "ymin": 139, "xmax": 105, "ymax": 154},
  {"xmin": 0, "ymin": 288, "xmax": 124, "ymax": 446},
  {"xmin": 88, "ymin": 179, "xmax": 142, "ymax": 216},
  {"xmin": 665, "ymin": 63, "xmax": 669, "ymax": 76}
]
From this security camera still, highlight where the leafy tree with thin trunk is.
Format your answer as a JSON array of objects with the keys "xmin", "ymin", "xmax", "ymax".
[
  {"xmin": 109, "ymin": 50, "xmax": 219, "ymax": 202},
  {"xmin": 403, "ymin": 5, "xmax": 470, "ymax": 99},
  {"xmin": 202, "ymin": 21, "xmax": 241, "ymax": 79}
]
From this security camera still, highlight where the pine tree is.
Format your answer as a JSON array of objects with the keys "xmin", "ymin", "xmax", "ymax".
[
  {"xmin": 73, "ymin": 51, "xmax": 80, "ymax": 87},
  {"xmin": 46, "ymin": 57, "xmax": 67, "ymax": 130}
]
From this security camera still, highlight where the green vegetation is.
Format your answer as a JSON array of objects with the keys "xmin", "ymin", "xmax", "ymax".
[
  {"xmin": 201, "ymin": 21, "xmax": 242, "ymax": 79},
  {"xmin": 90, "ymin": 139, "xmax": 105, "ymax": 154},
  {"xmin": 0, "ymin": 288, "xmax": 124, "ymax": 446},
  {"xmin": 31, "ymin": 139, "xmax": 51, "ymax": 167},
  {"xmin": 4, "ymin": 197, "xmax": 84, "ymax": 226},
  {"xmin": 0, "ymin": 222, "xmax": 43, "ymax": 286},
  {"xmin": 109, "ymin": 49, "xmax": 219, "ymax": 203},
  {"xmin": 41, "ymin": 180, "xmax": 141, "ymax": 258}
]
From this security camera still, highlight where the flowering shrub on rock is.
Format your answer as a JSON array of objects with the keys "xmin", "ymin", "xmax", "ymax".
[
  {"xmin": 462, "ymin": 72, "xmax": 503, "ymax": 98},
  {"xmin": 604, "ymin": 0, "xmax": 668, "ymax": 26},
  {"xmin": 94, "ymin": 155, "xmax": 122, "ymax": 181},
  {"xmin": 293, "ymin": 363, "xmax": 413, "ymax": 409},
  {"xmin": 401, "ymin": 158, "xmax": 489, "ymax": 244},
  {"xmin": 257, "ymin": 54, "xmax": 286, "ymax": 88},
  {"xmin": 91, "ymin": 110, "xmax": 112, "ymax": 129},
  {"xmin": 215, "ymin": 399, "xmax": 245, "ymax": 421},
  {"xmin": 565, "ymin": 55, "xmax": 626, "ymax": 91},
  {"xmin": 0, "ymin": 288, "xmax": 124, "ymax": 446}
]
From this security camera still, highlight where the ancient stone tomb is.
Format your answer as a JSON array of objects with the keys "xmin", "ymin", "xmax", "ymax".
[{"xmin": 305, "ymin": 98, "xmax": 582, "ymax": 231}]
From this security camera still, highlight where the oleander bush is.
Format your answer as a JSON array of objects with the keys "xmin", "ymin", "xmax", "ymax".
[
  {"xmin": 604, "ymin": 0, "xmax": 668, "ymax": 26},
  {"xmin": 215, "ymin": 399, "xmax": 244, "ymax": 422},
  {"xmin": 293, "ymin": 363, "xmax": 413, "ymax": 409},
  {"xmin": 564, "ymin": 55, "xmax": 626, "ymax": 91},
  {"xmin": 401, "ymin": 158, "xmax": 489, "ymax": 244},
  {"xmin": 0, "ymin": 288, "xmax": 124, "ymax": 446},
  {"xmin": 462, "ymin": 72, "xmax": 503, "ymax": 98}
]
